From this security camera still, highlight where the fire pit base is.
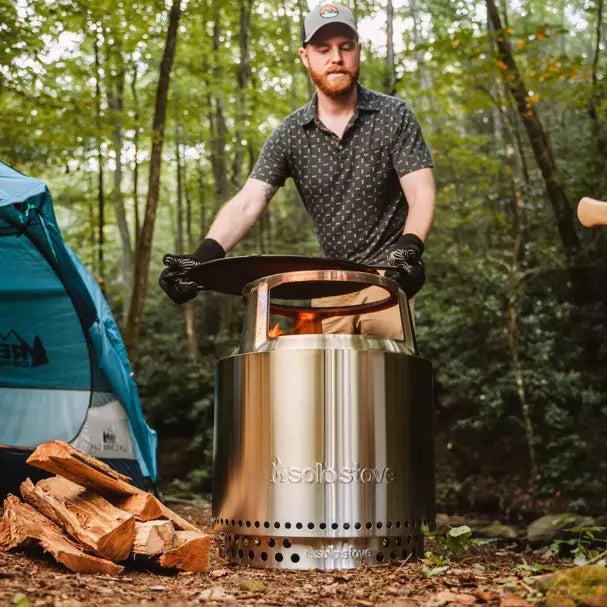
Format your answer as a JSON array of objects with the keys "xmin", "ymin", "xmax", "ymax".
[
  {"xmin": 218, "ymin": 531, "xmax": 425, "ymax": 570},
  {"xmin": 212, "ymin": 269, "xmax": 435, "ymax": 571}
]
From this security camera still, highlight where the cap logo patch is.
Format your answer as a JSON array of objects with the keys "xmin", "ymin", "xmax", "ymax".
[{"xmin": 320, "ymin": 5, "xmax": 340, "ymax": 18}]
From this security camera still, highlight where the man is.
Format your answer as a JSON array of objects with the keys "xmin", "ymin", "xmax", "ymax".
[{"xmin": 160, "ymin": 3, "xmax": 435, "ymax": 337}]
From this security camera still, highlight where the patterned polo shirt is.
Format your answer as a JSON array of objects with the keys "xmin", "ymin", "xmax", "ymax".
[{"xmin": 250, "ymin": 84, "xmax": 433, "ymax": 265}]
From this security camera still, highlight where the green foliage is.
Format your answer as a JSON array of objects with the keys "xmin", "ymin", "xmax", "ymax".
[
  {"xmin": 443, "ymin": 525, "xmax": 473, "ymax": 555},
  {"xmin": 426, "ymin": 525, "xmax": 473, "ymax": 565},
  {"xmin": 421, "ymin": 563, "xmax": 449, "ymax": 576},
  {"xmin": 550, "ymin": 526, "xmax": 607, "ymax": 565},
  {"xmin": 11, "ymin": 595, "xmax": 32, "ymax": 607}
]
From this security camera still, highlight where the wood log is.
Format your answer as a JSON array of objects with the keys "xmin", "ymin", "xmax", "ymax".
[
  {"xmin": 113, "ymin": 494, "xmax": 163, "ymax": 521},
  {"xmin": 0, "ymin": 495, "xmax": 123, "ymax": 574},
  {"xmin": 155, "ymin": 530, "xmax": 210, "ymax": 572},
  {"xmin": 27, "ymin": 441, "xmax": 198, "ymax": 532},
  {"xmin": 26, "ymin": 440, "xmax": 138, "ymax": 495},
  {"xmin": 133, "ymin": 520, "xmax": 178, "ymax": 556},
  {"xmin": 20, "ymin": 477, "xmax": 135, "ymax": 562}
]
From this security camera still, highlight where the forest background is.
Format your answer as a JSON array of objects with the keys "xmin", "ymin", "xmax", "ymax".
[{"xmin": 1, "ymin": 0, "xmax": 606, "ymax": 521}]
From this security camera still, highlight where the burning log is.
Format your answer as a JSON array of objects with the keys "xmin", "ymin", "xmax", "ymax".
[
  {"xmin": 20, "ymin": 477, "xmax": 135, "ymax": 562},
  {"xmin": 133, "ymin": 520, "xmax": 178, "ymax": 556},
  {"xmin": 0, "ymin": 495, "xmax": 123, "ymax": 575},
  {"xmin": 27, "ymin": 440, "xmax": 199, "ymax": 532},
  {"xmin": 153, "ymin": 530, "xmax": 210, "ymax": 572}
]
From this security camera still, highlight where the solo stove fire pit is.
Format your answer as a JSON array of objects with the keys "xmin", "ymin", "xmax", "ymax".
[{"xmin": 194, "ymin": 256, "xmax": 435, "ymax": 570}]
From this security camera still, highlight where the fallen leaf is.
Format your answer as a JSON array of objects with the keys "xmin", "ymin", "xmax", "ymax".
[
  {"xmin": 500, "ymin": 596, "xmax": 531, "ymax": 607},
  {"xmin": 474, "ymin": 589, "xmax": 499, "ymax": 602},
  {"xmin": 199, "ymin": 587, "xmax": 234, "ymax": 602},
  {"xmin": 241, "ymin": 580, "xmax": 266, "ymax": 593},
  {"xmin": 436, "ymin": 590, "xmax": 477, "ymax": 604},
  {"xmin": 211, "ymin": 568, "xmax": 229, "ymax": 578}
]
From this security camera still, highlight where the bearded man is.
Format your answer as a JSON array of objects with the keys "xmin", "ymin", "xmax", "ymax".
[{"xmin": 160, "ymin": 3, "xmax": 435, "ymax": 337}]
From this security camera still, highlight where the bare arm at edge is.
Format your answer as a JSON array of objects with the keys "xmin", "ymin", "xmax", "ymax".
[
  {"xmin": 206, "ymin": 178, "xmax": 279, "ymax": 253},
  {"xmin": 399, "ymin": 167, "xmax": 435, "ymax": 242}
]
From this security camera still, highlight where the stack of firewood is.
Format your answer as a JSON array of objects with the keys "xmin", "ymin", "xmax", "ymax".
[{"xmin": 0, "ymin": 440, "xmax": 210, "ymax": 574}]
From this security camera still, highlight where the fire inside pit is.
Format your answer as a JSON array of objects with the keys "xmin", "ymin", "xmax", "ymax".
[{"xmin": 209, "ymin": 264, "xmax": 435, "ymax": 570}]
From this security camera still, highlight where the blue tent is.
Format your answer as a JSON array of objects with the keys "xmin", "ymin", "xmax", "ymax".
[{"xmin": 0, "ymin": 161, "xmax": 156, "ymax": 494}]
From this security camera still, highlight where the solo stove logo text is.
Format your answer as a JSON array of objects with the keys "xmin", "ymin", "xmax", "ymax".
[
  {"xmin": 306, "ymin": 546, "xmax": 372, "ymax": 559},
  {"xmin": 271, "ymin": 457, "xmax": 396, "ymax": 484}
]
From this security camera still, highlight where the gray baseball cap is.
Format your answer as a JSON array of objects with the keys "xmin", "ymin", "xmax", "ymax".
[{"xmin": 302, "ymin": 4, "xmax": 358, "ymax": 45}]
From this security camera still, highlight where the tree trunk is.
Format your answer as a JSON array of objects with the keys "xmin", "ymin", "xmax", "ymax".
[
  {"xmin": 486, "ymin": 0, "xmax": 585, "ymax": 298},
  {"xmin": 131, "ymin": 66, "xmax": 141, "ymax": 249},
  {"xmin": 589, "ymin": 0, "xmax": 606, "ymax": 179},
  {"xmin": 298, "ymin": 0, "xmax": 314, "ymax": 97},
  {"xmin": 197, "ymin": 155, "xmax": 206, "ymax": 238},
  {"xmin": 174, "ymin": 85, "xmax": 199, "ymax": 362},
  {"xmin": 125, "ymin": 0, "xmax": 182, "ymax": 364},
  {"xmin": 94, "ymin": 33, "xmax": 105, "ymax": 293},
  {"xmin": 282, "ymin": 0, "xmax": 298, "ymax": 111},
  {"xmin": 409, "ymin": 0, "xmax": 432, "ymax": 93},
  {"xmin": 106, "ymin": 43, "xmax": 133, "ymax": 320},
  {"xmin": 386, "ymin": 0, "xmax": 396, "ymax": 95},
  {"xmin": 174, "ymin": 86, "xmax": 184, "ymax": 255},
  {"xmin": 208, "ymin": 5, "xmax": 229, "ymax": 205},
  {"xmin": 501, "ymin": 103, "xmax": 538, "ymax": 483},
  {"xmin": 231, "ymin": 0, "xmax": 252, "ymax": 189}
]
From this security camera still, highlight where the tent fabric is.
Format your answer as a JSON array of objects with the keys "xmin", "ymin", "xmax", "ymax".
[{"xmin": 0, "ymin": 161, "xmax": 157, "ymax": 481}]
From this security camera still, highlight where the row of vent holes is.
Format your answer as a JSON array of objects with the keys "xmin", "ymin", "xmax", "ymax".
[
  {"xmin": 228, "ymin": 535, "xmax": 420, "ymax": 548},
  {"xmin": 217, "ymin": 518, "xmax": 429, "ymax": 530},
  {"xmin": 230, "ymin": 548, "xmax": 415, "ymax": 563},
  {"xmin": 231, "ymin": 548, "xmax": 300, "ymax": 563}
]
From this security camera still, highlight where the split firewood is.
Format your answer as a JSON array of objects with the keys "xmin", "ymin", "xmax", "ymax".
[
  {"xmin": 27, "ymin": 441, "xmax": 198, "ymax": 531},
  {"xmin": 20, "ymin": 477, "xmax": 135, "ymax": 562},
  {"xmin": 133, "ymin": 520, "xmax": 178, "ymax": 556},
  {"xmin": 113, "ymin": 494, "xmax": 163, "ymax": 521},
  {"xmin": 154, "ymin": 530, "xmax": 210, "ymax": 572},
  {"xmin": 27, "ymin": 440, "xmax": 138, "ymax": 495},
  {"xmin": 0, "ymin": 495, "xmax": 123, "ymax": 574}
]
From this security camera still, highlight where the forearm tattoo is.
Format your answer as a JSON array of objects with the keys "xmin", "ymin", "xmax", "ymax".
[{"xmin": 261, "ymin": 183, "xmax": 279, "ymax": 205}]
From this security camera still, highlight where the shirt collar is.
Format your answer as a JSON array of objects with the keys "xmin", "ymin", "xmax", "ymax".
[{"xmin": 296, "ymin": 84, "xmax": 380, "ymax": 127}]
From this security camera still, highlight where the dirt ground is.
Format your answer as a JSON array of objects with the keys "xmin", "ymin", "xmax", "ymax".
[{"xmin": 0, "ymin": 501, "xmax": 569, "ymax": 607}]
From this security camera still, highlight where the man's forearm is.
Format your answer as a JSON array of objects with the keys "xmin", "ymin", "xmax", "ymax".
[
  {"xmin": 403, "ymin": 195, "xmax": 435, "ymax": 242},
  {"xmin": 206, "ymin": 180, "xmax": 278, "ymax": 253},
  {"xmin": 400, "ymin": 168, "xmax": 435, "ymax": 242}
]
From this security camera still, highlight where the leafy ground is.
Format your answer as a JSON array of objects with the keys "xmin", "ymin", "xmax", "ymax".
[{"xmin": 0, "ymin": 500, "xmax": 584, "ymax": 607}]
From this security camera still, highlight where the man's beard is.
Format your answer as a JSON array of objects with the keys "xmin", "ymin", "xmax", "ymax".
[{"xmin": 309, "ymin": 65, "xmax": 359, "ymax": 97}]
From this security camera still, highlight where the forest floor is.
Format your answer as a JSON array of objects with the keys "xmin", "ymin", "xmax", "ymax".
[{"xmin": 0, "ymin": 500, "xmax": 578, "ymax": 607}]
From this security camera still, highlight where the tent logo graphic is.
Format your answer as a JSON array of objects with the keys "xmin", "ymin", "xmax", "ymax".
[
  {"xmin": 102, "ymin": 429, "xmax": 116, "ymax": 449},
  {"xmin": 0, "ymin": 330, "xmax": 49, "ymax": 368}
]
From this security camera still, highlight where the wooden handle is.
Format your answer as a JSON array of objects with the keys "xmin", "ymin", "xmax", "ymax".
[{"xmin": 577, "ymin": 197, "xmax": 607, "ymax": 227}]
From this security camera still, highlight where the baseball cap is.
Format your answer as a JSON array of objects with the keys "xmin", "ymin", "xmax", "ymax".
[{"xmin": 302, "ymin": 4, "xmax": 358, "ymax": 45}]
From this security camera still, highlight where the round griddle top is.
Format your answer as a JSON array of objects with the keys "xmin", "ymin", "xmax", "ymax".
[{"xmin": 185, "ymin": 254, "xmax": 394, "ymax": 299}]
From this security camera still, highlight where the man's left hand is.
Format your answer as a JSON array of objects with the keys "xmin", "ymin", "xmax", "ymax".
[{"xmin": 386, "ymin": 233, "xmax": 426, "ymax": 297}]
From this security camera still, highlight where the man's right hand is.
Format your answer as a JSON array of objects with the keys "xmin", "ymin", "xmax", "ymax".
[{"xmin": 159, "ymin": 238, "xmax": 225, "ymax": 304}]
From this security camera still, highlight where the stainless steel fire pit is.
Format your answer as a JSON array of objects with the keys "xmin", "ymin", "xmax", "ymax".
[{"xmin": 210, "ymin": 265, "xmax": 435, "ymax": 570}]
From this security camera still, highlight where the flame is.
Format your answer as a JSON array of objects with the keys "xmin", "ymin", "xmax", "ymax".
[
  {"xmin": 269, "ymin": 323, "xmax": 288, "ymax": 338},
  {"xmin": 269, "ymin": 312, "xmax": 322, "ymax": 337}
]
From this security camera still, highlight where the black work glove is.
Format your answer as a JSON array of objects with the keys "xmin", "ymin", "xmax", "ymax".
[
  {"xmin": 386, "ymin": 233, "xmax": 426, "ymax": 298},
  {"xmin": 159, "ymin": 238, "xmax": 225, "ymax": 304}
]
